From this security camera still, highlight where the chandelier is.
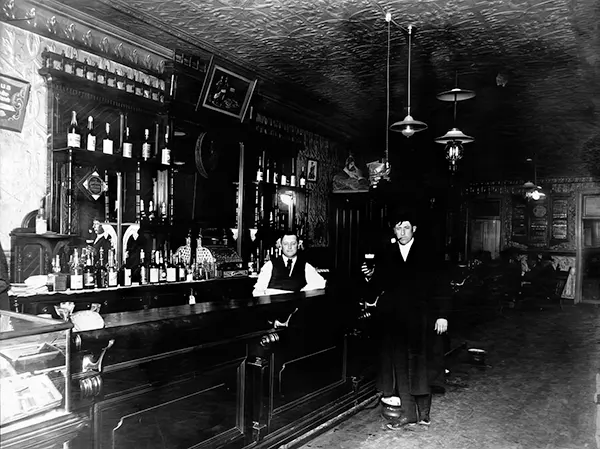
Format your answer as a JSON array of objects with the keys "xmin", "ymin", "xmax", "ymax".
[{"xmin": 435, "ymin": 75, "xmax": 475, "ymax": 172}]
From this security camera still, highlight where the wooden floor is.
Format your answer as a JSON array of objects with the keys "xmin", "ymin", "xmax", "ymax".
[{"xmin": 299, "ymin": 302, "xmax": 598, "ymax": 449}]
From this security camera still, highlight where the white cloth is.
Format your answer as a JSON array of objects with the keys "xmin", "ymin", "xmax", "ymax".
[
  {"xmin": 398, "ymin": 237, "xmax": 415, "ymax": 261},
  {"xmin": 252, "ymin": 257, "xmax": 326, "ymax": 297}
]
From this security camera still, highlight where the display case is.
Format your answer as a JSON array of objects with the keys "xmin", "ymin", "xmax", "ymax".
[{"xmin": 0, "ymin": 310, "xmax": 82, "ymax": 448}]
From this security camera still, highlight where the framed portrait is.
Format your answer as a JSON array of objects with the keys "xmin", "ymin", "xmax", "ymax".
[
  {"xmin": 0, "ymin": 73, "xmax": 31, "ymax": 132},
  {"xmin": 196, "ymin": 57, "xmax": 257, "ymax": 122},
  {"xmin": 307, "ymin": 159, "xmax": 318, "ymax": 182}
]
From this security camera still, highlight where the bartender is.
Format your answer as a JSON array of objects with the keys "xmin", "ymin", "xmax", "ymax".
[{"xmin": 252, "ymin": 232, "xmax": 326, "ymax": 297}]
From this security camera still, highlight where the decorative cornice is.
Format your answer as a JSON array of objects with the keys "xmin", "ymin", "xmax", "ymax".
[{"xmin": 2, "ymin": 0, "xmax": 173, "ymax": 75}]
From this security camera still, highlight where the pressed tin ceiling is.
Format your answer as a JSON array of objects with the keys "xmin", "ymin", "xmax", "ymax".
[{"xmin": 47, "ymin": 0, "xmax": 600, "ymax": 181}]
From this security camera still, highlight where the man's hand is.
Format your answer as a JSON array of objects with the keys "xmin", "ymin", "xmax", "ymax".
[
  {"xmin": 434, "ymin": 318, "xmax": 448, "ymax": 334},
  {"xmin": 361, "ymin": 262, "xmax": 374, "ymax": 280}
]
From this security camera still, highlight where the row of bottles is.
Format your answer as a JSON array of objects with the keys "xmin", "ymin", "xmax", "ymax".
[
  {"xmin": 67, "ymin": 111, "xmax": 171, "ymax": 165},
  {"xmin": 67, "ymin": 247, "xmax": 125, "ymax": 290},
  {"xmin": 42, "ymin": 48, "xmax": 166, "ymax": 103},
  {"xmin": 255, "ymin": 155, "xmax": 306, "ymax": 188}
]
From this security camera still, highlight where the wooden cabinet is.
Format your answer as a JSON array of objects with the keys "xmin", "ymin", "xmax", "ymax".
[{"xmin": 9, "ymin": 231, "xmax": 71, "ymax": 283}]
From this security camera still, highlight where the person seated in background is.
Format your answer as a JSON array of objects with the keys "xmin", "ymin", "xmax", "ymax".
[{"xmin": 252, "ymin": 232, "xmax": 326, "ymax": 297}]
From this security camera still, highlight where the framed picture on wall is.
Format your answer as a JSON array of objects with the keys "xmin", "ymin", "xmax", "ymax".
[
  {"xmin": 196, "ymin": 57, "xmax": 257, "ymax": 122},
  {"xmin": 307, "ymin": 159, "xmax": 318, "ymax": 182},
  {"xmin": 0, "ymin": 73, "xmax": 31, "ymax": 132}
]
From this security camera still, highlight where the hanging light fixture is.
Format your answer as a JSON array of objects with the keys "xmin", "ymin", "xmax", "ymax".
[
  {"xmin": 435, "ymin": 73, "xmax": 475, "ymax": 171},
  {"xmin": 389, "ymin": 24, "xmax": 427, "ymax": 137},
  {"xmin": 524, "ymin": 155, "xmax": 545, "ymax": 200}
]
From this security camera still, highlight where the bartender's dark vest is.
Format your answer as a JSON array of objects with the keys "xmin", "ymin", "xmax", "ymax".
[{"xmin": 268, "ymin": 256, "xmax": 307, "ymax": 291}]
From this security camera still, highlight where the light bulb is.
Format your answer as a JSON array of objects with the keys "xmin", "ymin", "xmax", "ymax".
[
  {"xmin": 530, "ymin": 190, "xmax": 541, "ymax": 201},
  {"xmin": 401, "ymin": 126, "xmax": 415, "ymax": 137}
]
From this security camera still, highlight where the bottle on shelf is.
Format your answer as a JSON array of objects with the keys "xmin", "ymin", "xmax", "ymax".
[
  {"xmin": 85, "ymin": 116, "xmax": 96, "ymax": 151},
  {"xmin": 256, "ymin": 156, "xmax": 264, "ymax": 182},
  {"xmin": 148, "ymin": 250, "xmax": 160, "ymax": 284},
  {"xmin": 139, "ymin": 249, "xmax": 148, "ymax": 285},
  {"xmin": 83, "ymin": 252, "xmax": 96, "ymax": 289},
  {"xmin": 107, "ymin": 249, "xmax": 118, "ymax": 287},
  {"xmin": 159, "ymin": 250, "xmax": 167, "ymax": 283},
  {"xmin": 103, "ymin": 123, "xmax": 114, "ymax": 155},
  {"xmin": 299, "ymin": 166, "xmax": 307, "ymax": 188},
  {"xmin": 265, "ymin": 159, "xmax": 272, "ymax": 184},
  {"xmin": 35, "ymin": 202, "xmax": 47, "ymax": 235},
  {"xmin": 148, "ymin": 200, "xmax": 156, "ymax": 224},
  {"xmin": 67, "ymin": 111, "xmax": 81, "ymax": 149},
  {"xmin": 161, "ymin": 126, "xmax": 171, "ymax": 165},
  {"xmin": 142, "ymin": 128, "xmax": 152, "ymax": 161},
  {"xmin": 95, "ymin": 247, "xmax": 108, "ymax": 288},
  {"xmin": 166, "ymin": 251, "xmax": 177, "ymax": 282},
  {"xmin": 69, "ymin": 249, "xmax": 84, "ymax": 291},
  {"xmin": 140, "ymin": 199, "xmax": 147, "ymax": 224},
  {"xmin": 290, "ymin": 158, "xmax": 297, "ymax": 187},
  {"xmin": 176, "ymin": 254, "xmax": 187, "ymax": 282},
  {"xmin": 280, "ymin": 162, "xmax": 287, "ymax": 186},
  {"xmin": 272, "ymin": 161, "xmax": 279, "ymax": 185},
  {"xmin": 159, "ymin": 202, "xmax": 167, "ymax": 224},
  {"xmin": 122, "ymin": 126, "xmax": 133, "ymax": 158},
  {"xmin": 120, "ymin": 250, "xmax": 132, "ymax": 286}
]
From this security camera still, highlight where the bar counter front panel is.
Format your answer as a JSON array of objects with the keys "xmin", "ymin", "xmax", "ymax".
[{"xmin": 52, "ymin": 281, "xmax": 377, "ymax": 449}]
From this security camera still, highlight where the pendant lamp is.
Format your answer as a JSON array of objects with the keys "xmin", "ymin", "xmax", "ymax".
[
  {"xmin": 389, "ymin": 25, "xmax": 427, "ymax": 137},
  {"xmin": 524, "ymin": 155, "xmax": 545, "ymax": 200},
  {"xmin": 435, "ymin": 73, "xmax": 475, "ymax": 171}
]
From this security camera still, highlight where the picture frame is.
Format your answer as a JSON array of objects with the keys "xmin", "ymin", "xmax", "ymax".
[
  {"xmin": 307, "ymin": 159, "xmax": 318, "ymax": 182},
  {"xmin": 0, "ymin": 73, "xmax": 31, "ymax": 132},
  {"xmin": 196, "ymin": 57, "xmax": 257, "ymax": 122}
]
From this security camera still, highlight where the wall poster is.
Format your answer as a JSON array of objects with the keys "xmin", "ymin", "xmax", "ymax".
[{"xmin": 0, "ymin": 73, "xmax": 30, "ymax": 132}]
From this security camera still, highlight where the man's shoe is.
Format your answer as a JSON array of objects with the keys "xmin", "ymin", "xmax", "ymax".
[
  {"xmin": 386, "ymin": 416, "xmax": 417, "ymax": 430},
  {"xmin": 418, "ymin": 417, "xmax": 431, "ymax": 426}
]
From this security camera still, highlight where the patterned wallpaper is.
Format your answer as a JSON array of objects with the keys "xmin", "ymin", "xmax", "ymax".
[{"xmin": 0, "ymin": 23, "xmax": 49, "ymax": 261}]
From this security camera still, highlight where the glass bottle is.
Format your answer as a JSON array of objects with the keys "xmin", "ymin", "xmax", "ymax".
[
  {"xmin": 139, "ymin": 249, "xmax": 148, "ymax": 285},
  {"xmin": 85, "ymin": 116, "xmax": 96, "ymax": 151},
  {"xmin": 95, "ymin": 247, "xmax": 108, "ymax": 288},
  {"xmin": 148, "ymin": 250, "xmax": 160, "ymax": 284},
  {"xmin": 166, "ymin": 251, "xmax": 177, "ymax": 282},
  {"xmin": 120, "ymin": 250, "xmax": 132, "ymax": 286},
  {"xmin": 159, "ymin": 250, "xmax": 167, "ymax": 283},
  {"xmin": 102, "ymin": 122, "xmax": 114, "ymax": 154},
  {"xmin": 299, "ymin": 167, "xmax": 307, "ymax": 188},
  {"xmin": 107, "ymin": 249, "xmax": 119, "ymax": 287},
  {"xmin": 256, "ymin": 156, "xmax": 263, "ymax": 182},
  {"xmin": 70, "ymin": 249, "xmax": 83, "ymax": 291},
  {"xmin": 83, "ymin": 252, "xmax": 96, "ymax": 289},
  {"xmin": 142, "ymin": 128, "xmax": 152, "ymax": 161},
  {"xmin": 67, "ymin": 111, "xmax": 81, "ymax": 149},
  {"xmin": 290, "ymin": 158, "xmax": 297, "ymax": 187},
  {"xmin": 35, "ymin": 203, "xmax": 47, "ymax": 235},
  {"xmin": 161, "ymin": 126, "xmax": 171, "ymax": 165},
  {"xmin": 122, "ymin": 126, "xmax": 133, "ymax": 158}
]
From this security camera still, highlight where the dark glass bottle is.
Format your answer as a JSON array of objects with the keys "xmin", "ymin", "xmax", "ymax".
[
  {"xmin": 142, "ymin": 128, "xmax": 152, "ymax": 161},
  {"xmin": 139, "ymin": 249, "xmax": 148, "ymax": 285},
  {"xmin": 67, "ymin": 111, "xmax": 81, "ymax": 149},
  {"xmin": 83, "ymin": 252, "xmax": 96, "ymax": 289},
  {"xmin": 148, "ymin": 250, "xmax": 160, "ymax": 284},
  {"xmin": 122, "ymin": 126, "xmax": 133, "ymax": 158},
  {"xmin": 85, "ymin": 116, "xmax": 96, "ymax": 151},
  {"xmin": 95, "ymin": 248, "xmax": 108, "ymax": 288}
]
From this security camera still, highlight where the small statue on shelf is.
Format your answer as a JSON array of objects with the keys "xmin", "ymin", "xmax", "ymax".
[{"xmin": 175, "ymin": 230, "xmax": 192, "ymax": 267}]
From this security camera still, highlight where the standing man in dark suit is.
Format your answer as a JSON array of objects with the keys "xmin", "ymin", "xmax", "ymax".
[{"xmin": 363, "ymin": 210, "xmax": 449, "ymax": 428}]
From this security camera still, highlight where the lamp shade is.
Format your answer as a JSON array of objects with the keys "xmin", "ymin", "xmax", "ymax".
[
  {"xmin": 390, "ymin": 114, "xmax": 428, "ymax": 136},
  {"xmin": 435, "ymin": 127, "xmax": 474, "ymax": 144},
  {"xmin": 436, "ymin": 88, "xmax": 476, "ymax": 102}
]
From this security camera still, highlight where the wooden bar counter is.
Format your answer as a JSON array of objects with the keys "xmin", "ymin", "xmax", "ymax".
[{"xmin": 63, "ymin": 283, "xmax": 376, "ymax": 449}]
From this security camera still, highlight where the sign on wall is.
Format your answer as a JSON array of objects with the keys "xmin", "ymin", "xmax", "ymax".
[{"xmin": 0, "ymin": 73, "xmax": 30, "ymax": 132}]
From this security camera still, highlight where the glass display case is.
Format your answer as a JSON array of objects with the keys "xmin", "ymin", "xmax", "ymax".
[{"xmin": 0, "ymin": 310, "xmax": 72, "ymax": 436}]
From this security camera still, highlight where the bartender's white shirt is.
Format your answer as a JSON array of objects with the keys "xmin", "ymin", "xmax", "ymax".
[
  {"xmin": 252, "ymin": 255, "xmax": 326, "ymax": 297},
  {"xmin": 398, "ymin": 237, "xmax": 415, "ymax": 261}
]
